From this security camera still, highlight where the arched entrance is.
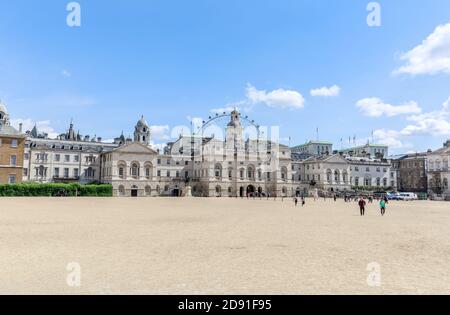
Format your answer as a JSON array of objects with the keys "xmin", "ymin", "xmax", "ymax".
[
  {"xmin": 131, "ymin": 185, "xmax": 138, "ymax": 197},
  {"xmin": 247, "ymin": 185, "xmax": 255, "ymax": 196},
  {"xmin": 172, "ymin": 186, "xmax": 181, "ymax": 197},
  {"xmin": 239, "ymin": 186, "xmax": 244, "ymax": 198}
]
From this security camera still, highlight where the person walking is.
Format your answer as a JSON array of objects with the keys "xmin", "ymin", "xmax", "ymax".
[
  {"xmin": 301, "ymin": 197, "xmax": 306, "ymax": 207},
  {"xmin": 294, "ymin": 197, "xmax": 298, "ymax": 207},
  {"xmin": 358, "ymin": 197, "xmax": 366, "ymax": 216},
  {"xmin": 380, "ymin": 199, "xmax": 386, "ymax": 216}
]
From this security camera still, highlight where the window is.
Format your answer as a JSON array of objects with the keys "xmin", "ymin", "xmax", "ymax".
[
  {"xmin": 54, "ymin": 168, "xmax": 60, "ymax": 177},
  {"xmin": 55, "ymin": 154, "xmax": 60, "ymax": 162},
  {"xmin": 383, "ymin": 178, "xmax": 388, "ymax": 187},
  {"xmin": 24, "ymin": 153, "xmax": 29, "ymax": 160},
  {"xmin": 11, "ymin": 140, "xmax": 18, "ymax": 148},
  {"xmin": 355, "ymin": 177, "xmax": 359, "ymax": 186},
  {"xmin": 64, "ymin": 168, "xmax": 69, "ymax": 178},
  {"xmin": 8, "ymin": 175, "xmax": 16, "ymax": 184},
  {"xmin": 157, "ymin": 159, "xmax": 161, "ymax": 165},
  {"xmin": 74, "ymin": 155, "xmax": 79, "ymax": 162},
  {"xmin": 0, "ymin": 139, "xmax": 2, "ymax": 146},
  {"xmin": 131, "ymin": 163, "xmax": 139, "ymax": 178},
  {"xmin": 166, "ymin": 171, "xmax": 170, "ymax": 177},
  {"xmin": 65, "ymin": 155, "xmax": 70, "ymax": 162},
  {"xmin": 10, "ymin": 155, "xmax": 17, "ymax": 166},
  {"xmin": 74, "ymin": 168, "xmax": 79, "ymax": 178},
  {"xmin": 119, "ymin": 167, "xmax": 124, "ymax": 178},
  {"xmin": 23, "ymin": 168, "xmax": 28, "ymax": 176},
  {"xmin": 157, "ymin": 170, "xmax": 161, "ymax": 177}
]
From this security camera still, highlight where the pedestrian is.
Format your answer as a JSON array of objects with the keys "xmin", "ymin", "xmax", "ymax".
[
  {"xmin": 334, "ymin": 195, "xmax": 337, "ymax": 202},
  {"xmin": 294, "ymin": 197, "xmax": 298, "ymax": 207},
  {"xmin": 302, "ymin": 197, "xmax": 306, "ymax": 207},
  {"xmin": 380, "ymin": 199, "xmax": 386, "ymax": 216},
  {"xmin": 358, "ymin": 197, "xmax": 366, "ymax": 216}
]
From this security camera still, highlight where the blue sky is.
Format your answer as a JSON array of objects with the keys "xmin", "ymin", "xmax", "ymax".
[{"xmin": 1, "ymin": 0, "xmax": 450, "ymax": 153}]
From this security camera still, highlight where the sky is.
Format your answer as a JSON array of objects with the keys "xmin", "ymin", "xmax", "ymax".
[{"xmin": 1, "ymin": 0, "xmax": 450, "ymax": 154}]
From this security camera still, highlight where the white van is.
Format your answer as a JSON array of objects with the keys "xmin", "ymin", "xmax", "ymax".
[{"xmin": 398, "ymin": 193, "xmax": 418, "ymax": 201}]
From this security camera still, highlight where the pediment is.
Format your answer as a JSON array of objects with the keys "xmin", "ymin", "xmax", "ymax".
[{"xmin": 112, "ymin": 142, "xmax": 158, "ymax": 155}]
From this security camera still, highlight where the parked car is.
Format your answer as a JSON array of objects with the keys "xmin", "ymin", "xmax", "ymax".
[
  {"xmin": 398, "ymin": 192, "xmax": 418, "ymax": 201},
  {"xmin": 387, "ymin": 192, "xmax": 400, "ymax": 200}
]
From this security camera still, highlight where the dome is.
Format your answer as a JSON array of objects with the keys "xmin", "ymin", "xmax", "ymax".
[{"xmin": 136, "ymin": 115, "xmax": 149, "ymax": 128}]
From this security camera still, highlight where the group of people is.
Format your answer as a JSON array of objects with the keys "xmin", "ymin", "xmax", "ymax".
[
  {"xmin": 293, "ymin": 197, "xmax": 306, "ymax": 207},
  {"xmin": 358, "ymin": 196, "xmax": 388, "ymax": 216}
]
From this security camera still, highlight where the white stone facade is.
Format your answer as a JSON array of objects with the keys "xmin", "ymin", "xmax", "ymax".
[{"xmin": 427, "ymin": 140, "xmax": 450, "ymax": 200}]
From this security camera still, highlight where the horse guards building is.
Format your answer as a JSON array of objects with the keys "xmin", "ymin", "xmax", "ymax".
[{"xmin": 1, "ymin": 100, "xmax": 450, "ymax": 199}]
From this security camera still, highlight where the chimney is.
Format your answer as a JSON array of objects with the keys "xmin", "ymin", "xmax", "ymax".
[
  {"xmin": 19, "ymin": 123, "xmax": 23, "ymax": 133},
  {"xmin": 444, "ymin": 140, "xmax": 450, "ymax": 148},
  {"xmin": 97, "ymin": 137, "xmax": 102, "ymax": 142}
]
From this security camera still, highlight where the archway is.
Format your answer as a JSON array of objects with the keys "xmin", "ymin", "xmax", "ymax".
[
  {"xmin": 239, "ymin": 186, "xmax": 244, "ymax": 198},
  {"xmin": 131, "ymin": 185, "xmax": 138, "ymax": 197},
  {"xmin": 247, "ymin": 185, "xmax": 255, "ymax": 196}
]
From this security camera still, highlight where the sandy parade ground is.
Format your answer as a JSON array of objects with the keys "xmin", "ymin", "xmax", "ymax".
[{"xmin": 0, "ymin": 197, "xmax": 449, "ymax": 295}]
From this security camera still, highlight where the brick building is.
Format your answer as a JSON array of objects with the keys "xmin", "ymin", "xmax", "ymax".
[{"xmin": 0, "ymin": 101, "xmax": 26, "ymax": 184}]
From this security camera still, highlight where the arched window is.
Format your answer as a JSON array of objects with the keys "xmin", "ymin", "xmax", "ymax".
[
  {"xmin": 144, "ymin": 162, "xmax": 153, "ymax": 179},
  {"xmin": 214, "ymin": 163, "xmax": 222, "ymax": 179},
  {"xmin": 281, "ymin": 166, "xmax": 288, "ymax": 181},
  {"xmin": 131, "ymin": 162, "xmax": 140, "ymax": 178},
  {"xmin": 334, "ymin": 170, "xmax": 339, "ymax": 182},
  {"xmin": 239, "ymin": 168, "xmax": 245, "ymax": 180},
  {"xmin": 118, "ymin": 161, "xmax": 126, "ymax": 179},
  {"xmin": 376, "ymin": 178, "xmax": 381, "ymax": 186},
  {"xmin": 257, "ymin": 169, "xmax": 262, "ymax": 181},
  {"xmin": 247, "ymin": 165, "xmax": 255, "ymax": 180}
]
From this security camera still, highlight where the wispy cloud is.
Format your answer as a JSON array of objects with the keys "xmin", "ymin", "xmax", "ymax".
[
  {"xmin": 356, "ymin": 98, "xmax": 422, "ymax": 117},
  {"xmin": 10, "ymin": 118, "xmax": 59, "ymax": 138}
]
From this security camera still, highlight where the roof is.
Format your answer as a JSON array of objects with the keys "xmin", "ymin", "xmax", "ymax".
[
  {"xmin": 291, "ymin": 140, "xmax": 333, "ymax": 149},
  {"xmin": 339, "ymin": 143, "xmax": 388, "ymax": 152},
  {"xmin": 0, "ymin": 125, "xmax": 25, "ymax": 138}
]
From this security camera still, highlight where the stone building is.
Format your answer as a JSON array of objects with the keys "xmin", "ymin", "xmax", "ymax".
[
  {"xmin": 391, "ymin": 153, "xmax": 428, "ymax": 193},
  {"xmin": 294, "ymin": 154, "xmax": 396, "ymax": 194},
  {"xmin": 0, "ymin": 101, "xmax": 26, "ymax": 184},
  {"xmin": 100, "ymin": 111, "xmax": 295, "ymax": 197},
  {"xmin": 427, "ymin": 140, "xmax": 450, "ymax": 200},
  {"xmin": 23, "ymin": 121, "xmax": 118, "ymax": 183}
]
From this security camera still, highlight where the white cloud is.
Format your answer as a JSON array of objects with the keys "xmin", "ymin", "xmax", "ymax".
[
  {"xmin": 246, "ymin": 84, "xmax": 305, "ymax": 109},
  {"xmin": 400, "ymin": 97, "xmax": 450, "ymax": 136},
  {"xmin": 356, "ymin": 98, "xmax": 422, "ymax": 117},
  {"xmin": 310, "ymin": 85, "xmax": 340, "ymax": 97},
  {"xmin": 150, "ymin": 125, "xmax": 170, "ymax": 141},
  {"xmin": 394, "ymin": 23, "xmax": 450, "ymax": 75},
  {"xmin": 61, "ymin": 69, "xmax": 72, "ymax": 77},
  {"xmin": 372, "ymin": 129, "xmax": 405, "ymax": 149},
  {"xmin": 10, "ymin": 118, "xmax": 59, "ymax": 139},
  {"xmin": 371, "ymin": 97, "xmax": 450, "ymax": 150}
]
